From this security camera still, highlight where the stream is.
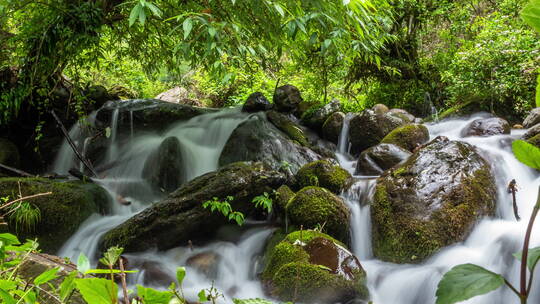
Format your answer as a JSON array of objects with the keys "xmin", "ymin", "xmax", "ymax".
[{"xmin": 53, "ymin": 102, "xmax": 540, "ymax": 304}]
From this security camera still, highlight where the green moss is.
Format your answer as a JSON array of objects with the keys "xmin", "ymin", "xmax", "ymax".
[
  {"xmin": 285, "ymin": 230, "xmax": 345, "ymax": 248},
  {"xmin": 296, "ymin": 160, "xmax": 352, "ymax": 194},
  {"xmin": 286, "ymin": 186, "xmax": 350, "ymax": 242},
  {"xmin": 262, "ymin": 241, "xmax": 309, "ymax": 280},
  {"xmin": 380, "ymin": 124, "xmax": 429, "ymax": 151},
  {"xmin": 274, "ymin": 185, "xmax": 294, "ymax": 211},
  {"xmin": 267, "ymin": 111, "xmax": 310, "ymax": 147},
  {"xmin": 527, "ymin": 134, "xmax": 540, "ymax": 149}
]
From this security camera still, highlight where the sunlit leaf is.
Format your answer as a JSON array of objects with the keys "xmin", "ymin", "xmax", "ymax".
[
  {"xmin": 521, "ymin": 0, "xmax": 540, "ymax": 33},
  {"xmin": 176, "ymin": 267, "xmax": 186, "ymax": 285},
  {"xmin": 137, "ymin": 285, "xmax": 173, "ymax": 304},
  {"xmin": 183, "ymin": 18, "xmax": 193, "ymax": 40},
  {"xmin": 512, "ymin": 140, "xmax": 540, "ymax": 170},
  {"xmin": 59, "ymin": 272, "xmax": 77, "ymax": 302},
  {"xmin": 77, "ymin": 253, "xmax": 90, "ymax": 274},
  {"xmin": 34, "ymin": 267, "xmax": 59, "ymax": 285},
  {"xmin": 129, "ymin": 3, "xmax": 142, "ymax": 27},
  {"xmin": 75, "ymin": 278, "xmax": 118, "ymax": 304},
  {"xmin": 513, "ymin": 246, "xmax": 540, "ymax": 272},
  {"xmin": 0, "ymin": 288, "xmax": 16, "ymax": 304},
  {"xmin": 198, "ymin": 289, "xmax": 208, "ymax": 302}
]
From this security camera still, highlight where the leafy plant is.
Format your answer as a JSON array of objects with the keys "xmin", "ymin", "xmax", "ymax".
[
  {"xmin": 252, "ymin": 192, "xmax": 273, "ymax": 214},
  {"xmin": 202, "ymin": 196, "xmax": 245, "ymax": 226}
]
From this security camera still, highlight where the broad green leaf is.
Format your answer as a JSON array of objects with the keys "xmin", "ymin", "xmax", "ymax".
[
  {"xmin": 24, "ymin": 290, "xmax": 37, "ymax": 303},
  {"xmin": 208, "ymin": 27, "xmax": 217, "ymax": 38},
  {"xmin": 521, "ymin": 0, "xmax": 540, "ymax": 33},
  {"xmin": 99, "ymin": 246, "xmax": 123, "ymax": 266},
  {"xmin": 146, "ymin": 2, "xmax": 163, "ymax": 17},
  {"xmin": 513, "ymin": 246, "xmax": 540, "ymax": 272},
  {"xmin": 34, "ymin": 267, "xmax": 59, "ymax": 285},
  {"xmin": 139, "ymin": 8, "xmax": 147, "ymax": 25},
  {"xmin": 512, "ymin": 140, "xmax": 540, "ymax": 170},
  {"xmin": 137, "ymin": 285, "xmax": 173, "ymax": 304},
  {"xmin": 0, "ymin": 288, "xmax": 16, "ymax": 304},
  {"xmin": 129, "ymin": 3, "xmax": 142, "ymax": 27},
  {"xmin": 198, "ymin": 289, "xmax": 208, "ymax": 302},
  {"xmin": 183, "ymin": 18, "xmax": 193, "ymax": 40},
  {"xmin": 75, "ymin": 278, "xmax": 118, "ymax": 304},
  {"xmin": 0, "ymin": 233, "xmax": 20, "ymax": 246},
  {"xmin": 176, "ymin": 267, "xmax": 186, "ymax": 285},
  {"xmin": 77, "ymin": 253, "xmax": 90, "ymax": 273},
  {"xmin": 435, "ymin": 264, "xmax": 504, "ymax": 304},
  {"xmin": 59, "ymin": 272, "xmax": 77, "ymax": 301},
  {"xmin": 0, "ymin": 280, "xmax": 16, "ymax": 291}
]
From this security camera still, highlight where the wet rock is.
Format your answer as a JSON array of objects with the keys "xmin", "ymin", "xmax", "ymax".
[
  {"xmin": 322, "ymin": 112, "xmax": 345, "ymax": 144},
  {"xmin": 295, "ymin": 160, "xmax": 352, "ymax": 194},
  {"xmin": 355, "ymin": 143, "xmax": 411, "ymax": 176},
  {"xmin": 262, "ymin": 230, "xmax": 368, "ymax": 303},
  {"xmin": 372, "ymin": 104, "xmax": 389, "ymax": 115},
  {"xmin": 274, "ymin": 185, "xmax": 295, "ymax": 212},
  {"xmin": 523, "ymin": 124, "xmax": 540, "ymax": 140},
  {"xmin": 142, "ymin": 136, "xmax": 185, "ymax": 193},
  {"xmin": 380, "ymin": 123, "xmax": 430, "ymax": 152},
  {"xmin": 527, "ymin": 134, "xmax": 540, "ymax": 149},
  {"xmin": 0, "ymin": 138, "xmax": 20, "ymax": 168},
  {"xmin": 85, "ymin": 85, "xmax": 114, "ymax": 109},
  {"xmin": 389, "ymin": 108, "xmax": 415, "ymax": 123},
  {"xmin": 348, "ymin": 109, "xmax": 409, "ymax": 154},
  {"xmin": 523, "ymin": 108, "xmax": 540, "ymax": 128},
  {"xmin": 267, "ymin": 110, "xmax": 310, "ymax": 146},
  {"xmin": 371, "ymin": 137, "xmax": 497, "ymax": 263},
  {"xmin": 273, "ymin": 85, "xmax": 303, "ymax": 113},
  {"xmin": 101, "ymin": 162, "xmax": 286, "ymax": 252},
  {"xmin": 242, "ymin": 92, "xmax": 272, "ymax": 113},
  {"xmin": 0, "ymin": 178, "xmax": 110, "ymax": 253},
  {"xmin": 461, "ymin": 117, "xmax": 511, "ymax": 137},
  {"xmin": 302, "ymin": 99, "xmax": 341, "ymax": 131},
  {"xmin": 186, "ymin": 251, "xmax": 221, "ymax": 279},
  {"xmin": 286, "ymin": 187, "xmax": 350, "ymax": 243},
  {"xmin": 155, "ymin": 86, "xmax": 204, "ymax": 107},
  {"xmin": 219, "ymin": 113, "xmax": 322, "ymax": 174},
  {"xmin": 513, "ymin": 124, "xmax": 524, "ymax": 129}
]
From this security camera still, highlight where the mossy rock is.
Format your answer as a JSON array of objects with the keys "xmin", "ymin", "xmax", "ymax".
[
  {"xmin": 380, "ymin": 123, "xmax": 429, "ymax": 152},
  {"xmin": 0, "ymin": 138, "xmax": 20, "ymax": 168},
  {"xmin": 274, "ymin": 185, "xmax": 295, "ymax": 212},
  {"xmin": 263, "ymin": 230, "xmax": 368, "ymax": 303},
  {"xmin": 266, "ymin": 110, "xmax": 310, "ymax": 147},
  {"xmin": 322, "ymin": 112, "xmax": 345, "ymax": 144},
  {"xmin": 0, "ymin": 178, "xmax": 110, "ymax": 253},
  {"xmin": 296, "ymin": 160, "xmax": 352, "ymax": 194},
  {"xmin": 527, "ymin": 133, "xmax": 540, "ymax": 149},
  {"xmin": 371, "ymin": 137, "xmax": 496, "ymax": 263},
  {"xmin": 286, "ymin": 186, "xmax": 350, "ymax": 242}
]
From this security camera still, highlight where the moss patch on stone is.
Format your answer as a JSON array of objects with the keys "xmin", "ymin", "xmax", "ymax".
[
  {"xmin": 267, "ymin": 110, "xmax": 310, "ymax": 147},
  {"xmin": 527, "ymin": 133, "xmax": 540, "ymax": 149},
  {"xmin": 380, "ymin": 124, "xmax": 429, "ymax": 151},
  {"xmin": 274, "ymin": 185, "xmax": 294, "ymax": 212},
  {"xmin": 295, "ymin": 160, "xmax": 352, "ymax": 194}
]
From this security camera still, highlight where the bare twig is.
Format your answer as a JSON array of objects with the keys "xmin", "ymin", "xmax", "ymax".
[
  {"xmin": 119, "ymin": 257, "xmax": 130, "ymax": 304},
  {"xmin": 0, "ymin": 192, "xmax": 52, "ymax": 211},
  {"xmin": 0, "ymin": 164, "xmax": 34, "ymax": 177}
]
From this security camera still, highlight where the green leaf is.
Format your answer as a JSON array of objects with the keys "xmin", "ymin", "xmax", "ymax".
[
  {"xmin": 146, "ymin": 2, "xmax": 163, "ymax": 17},
  {"xmin": 75, "ymin": 278, "xmax": 118, "ymax": 304},
  {"xmin": 59, "ymin": 272, "xmax": 77, "ymax": 302},
  {"xmin": 139, "ymin": 8, "xmax": 147, "ymax": 26},
  {"xmin": 513, "ymin": 246, "xmax": 540, "ymax": 272},
  {"xmin": 77, "ymin": 253, "xmax": 90, "ymax": 274},
  {"xmin": 521, "ymin": 0, "xmax": 540, "ymax": 33},
  {"xmin": 0, "ymin": 233, "xmax": 20, "ymax": 246},
  {"xmin": 512, "ymin": 140, "xmax": 540, "ymax": 170},
  {"xmin": 0, "ymin": 280, "xmax": 16, "ymax": 291},
  {"xmin": 99, "ymin": 246, "xmax": 123, "ymax": 267},
  {"xmin": 198, "ymin": 289, "xmax": 208, "ymax": 302},
  {"xmin": 208, "ymin": 27, "xmax": 217, "ymax": 38},
  {"xmin": 34, "ymin": 267, "xmax": 59, "ymax": 285},
  {"xmin": 129, "ymin": 3, "xmax": 142, "ymax": 27},
  {"xmin": 176, "ymin": 267, "xmax": 186, "ymax": 286},
  {"xmin": 85, "ymin": 269, "xmax": 137, "ymax": 274},
  {"xmin": 435, "ymin": 264, "xmax": 505, "ymax": 304},
  {"xmin": 137, "ymin": 285, "xmax": 173, "ymax": 304},
  {"xmin": 0, "ymin": 288, "xmax": 16, "ymax": 304},
  {"xmin": 183, "ymin": 18, "xmax": 193, "ymax": 40},
  {"xmin": 536, "ymin": 75, "xmax": 540, "ymax": 108}
]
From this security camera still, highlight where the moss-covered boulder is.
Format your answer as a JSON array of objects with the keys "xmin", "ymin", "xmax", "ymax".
[
  {"xmin": 527, "ymin": 134, "xmax": 540, "ymax": 149},
  {"xmin": 274, "ymin": 185, "xmax": 295, "ymax": 212},
  {"xmin": 142, "ymin": 136, "xmax": 185, "ymax": 194},
  {"xmin": 322, "ymin": 112, "xmax": 345, "ymax": 144},
  {"xmin": 371, "ymin": 137, "xmax": 496, "ymax": 263},
  {"xmin": 267, "ymin": 110, "xmax": 310, "ymax": 147},
  {"xmin": 286, "ymin": 186, "xmax": 350, "ymax": 242},
  {"xmin": 348, "ymin": 109, "xmax": 409, "ymax": 154},
  {"xmin": 355, "ymin": 143, "xmax": 411, "ymax": 176},
  {"xmin": 273, "ymin": 85, "xmax": 303, "ymax": 113},
  {"xmin": 0, "ymin": 138, "xmax": 20, "ymax": 168},
  {"xmin": 101, "ymin": 162, "xmax": 286, "ymax": 252},
  {"xmin": 242, "ymin": 92, "xmax": 272, "ymax": 113},
  {"xmin": 461, "ymin": 117, "xmax": 511, "ymax": 137},
  {"xmin": 263, "ymin": 230, "xmax": 368, "ymax": 303},
  {"xmin": 0, "ymin": 178, "xmax": 110, "ymax": 252},
  {"xmin": 295, "ymin": 160, "xmax": 352, "ymax": 194},
  {"xmin": 301, "ymin": 99, "xmax": 341, "ymax": 131},
  {"xmin": 380, "ymin": 124, "xmax": 429, "ymax": 152}
]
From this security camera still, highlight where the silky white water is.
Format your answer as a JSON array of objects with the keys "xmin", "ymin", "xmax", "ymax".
[{"xmin": 53, "ymin": 105, "xmax": 540, "ymax": 303}]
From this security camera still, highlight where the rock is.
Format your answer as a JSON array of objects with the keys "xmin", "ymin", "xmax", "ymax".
[
  {"xmin": 355, "ymin": 143, "xmax": 411, "ymax": 176},
  {"xmin": 155, "ymin": 86, "xmax": 204, "ymax": 107},
  {"xmin": 0, "ymin": 178, "xmax": 110, "ymax": 253},
  {"xmin": 348, "ymin": 110, "xmax": 409, "ymax": 154},
  {"xmin": 513, "ymin": 124, "xmax": 524, "ymax": 129},
  {"xmin": 267, "ymin": 110, "xmax": 310, "ymax": 146},
  {"xmin": 371, "ymin": 137, "xmax": 497, "ymax": 263},
  {"xmin": 262, "ymin": 230, "xmax": 368, "ymax": 303},
  {"xmin": 286, "ymin": 187, "xmax": 350, "ymax": 242},
  {"xmin": 142, "ymin": 137, "xmax": 185, "ymax": 193},
  {"xmin": 85, "ymin": 85, "xmax": 113, "ymax": 109},
  {"xmin": 527, "ymin": 134, "xmax": 540, "ymax": 149},
  {"xmin": 101, "ymin": 162, "xmax": 286, "ymax": 252},
  {"xmin": 274, "ymin": 185, "xmax": 295, "ymax": 212},
  {"xmin": 219, "ymin": 113, "xmax": 322, "ymax": 174},
  {"xmin": 523, "ymin": 124, "xmax": 540, "ymax": 140},
  {"xmin": 296, "ymin": 160, "xmax": 352, "ymax": 194},
  {"xmin": 461, "ymin": 117, "xmax": 511, "ymax": 137},
  {"xmin": 186, "ymin": 251, "xmax": 221, "ymax": 279},
  {"xmin": 273, "ymin": 85, "xmax": 303, "ymax": 113},
  {"xmin": 523, "ymin": 108, "xmax": 540, "ymax": 128},
  {"xmin": 301, "ymin": 99, "xmax": 341, "ymax": 131},
  {"xmin": 372, "ymin": 104, "xmax": 389, "ymax": 115},
  {"xmin": 0, "ymin": 138, "xmax": 20, "ymax": 168},
  {"xmin": 380, "ymin": 124, "xmax": 430, "ymax": 152},
  {"xmin": 242, "ymin": 92, "xmax": 272, "ymax": 112},
  {"xmin": 322, "ymin": 112, "xmax": 345, "ymax": 144},
  {"xmin": 389, "ymin": 108, "xmax": 415, "ymax": 122}
]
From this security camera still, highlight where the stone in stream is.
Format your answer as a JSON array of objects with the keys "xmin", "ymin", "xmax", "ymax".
[
  {"xmin": 142, "ymin": 136, "xmax": 185, "ymax": 193},
  {"xmin": 266, "ymin": 110, "xmax": 310, "ymax": 147},
  {"xmin": 380, "ymin": 123, "xmax": 430, "ymax": 152},
  {"xmin": 523, "ymin": 107, "xmax": 540, "ymax": 128},
  {"xmin": 523, "ymin": 123, "xmax": 540, "ymax": 140},
  {"xmin": 355, "ymin": 143, "xmax": 411, "ymax": 176},
  {"xmin": 262, "ymin": 230, "xmax": 368, "ymax": 303},
  {"xmin": 242, "ymin": 92, "xmax": 272, "ymax": 113},
  {"xmin": 273, "ymin": 85, "xmax": 303, "ymax": 113},
  {"xmin": 186, "ymin": 251, "xmax": 222, "ymax": 279},
  {"xmin": 100, "ymin": 162, "xmax": 286, "ymax": 253},
  {"xmin": 461, "ymin": 117, "xmax": 511, "ymax": 137},
  {"xmin": 301, "ymin": 99, "xmax": 341, "ymax": 131},
  {"xmin": 0, "ymin": 177, "xmax": 110, "ymax": 253},
  {"xmin": 286, "ymin": 186, "xmax": 350, "ymax": 243},
  {"xmin": 295, "ymin": 160, "xmax": 352, "ymax": 194},
  {"xmin": 371, "ymin": 136, "xmax": 497, "ymax": 263},
  {"xmin": 322, "ymin": 112, "xmax": 345, "ymax": 144}
]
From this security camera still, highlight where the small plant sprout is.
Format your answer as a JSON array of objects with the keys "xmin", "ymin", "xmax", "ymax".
[
  {"xmin": 202, "ymin": 196, "xmax": 245, "ymax": 226},
  {"xmin": 252, "ymin": 192, "xmax": 273, "ymax": 213}
]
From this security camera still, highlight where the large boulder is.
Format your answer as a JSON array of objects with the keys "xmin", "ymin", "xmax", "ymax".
[
  {"xmin": 527, "ymin": 134, "xmax": 540, "ymax": 149},
  {"xmin": 262, "ymin": 230, "xmax": 368, "ymax": 303},
  {"xmin": 142, "ymin": 136, "xmax": 185, "ymax": 193},
  {"xmin": 523, "ymin": 124, "xmax": 540, "ymax": 140},
  {"xmin": 101, "ymin": 162, "xmax": 286, "ymax": 252},
  {"xmin": 355, "ymin": 143, "xmax": 411, "ymax": 176},
  {"xmin": 380, "ymin": 124, "xmax": 430, "ymax": 152},
  {"xmin": 348, "ymin": 109, "xmax": 409, "ymax": 154},
  {"xmin": 273, "ymin": 85, "xmax": 302, "ymax": 113},
  {"xmin": 155, "ymin": 86, "xmax": 204, "ymax": 107},
  {"xmin": 267, "ymin": 110, "xmax": 310, "ymax": 147},
  {"xmin": 219, "ymin": 113, "xmax": 322, "ymax": 174},
  {"xmin": 523, "ymin": 108, "xmax": 540, "ymax": 128},
  {"xmin": 301, "ymin": 99, "xmax": 341, "ymax": 131},
  {"xmin": 286, "ymin": 187, "xmax": 350, "ymax": 243},
  {"xmin": 0, "ymin": 138, "xmax": 20, "ymax": 168},
  {"xmin": 461, "ymin": 117, "xmax": 511, "ymax": 137},
  {"xmin": 242, "ymin": 92, "xmax": 272, "ymax": 113},
  {"xmin": 371, "ymin": 137, "xmax": 496, "ymax": 263},
  {"xmin": 322, "ymin": 112, "xmax": 345, "ymax": 144},
  {"xmin": 0, "ymin": 178, "xmax": 110, "ymax": 252},
  {"xmin": 295, "ymin": 160, "xmax": 352, "ymax": 194}
]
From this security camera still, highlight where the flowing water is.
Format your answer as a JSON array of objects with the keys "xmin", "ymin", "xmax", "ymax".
[{"xmin": 53, "ymin": 103, "xmax": 540, "ymax": 303}]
